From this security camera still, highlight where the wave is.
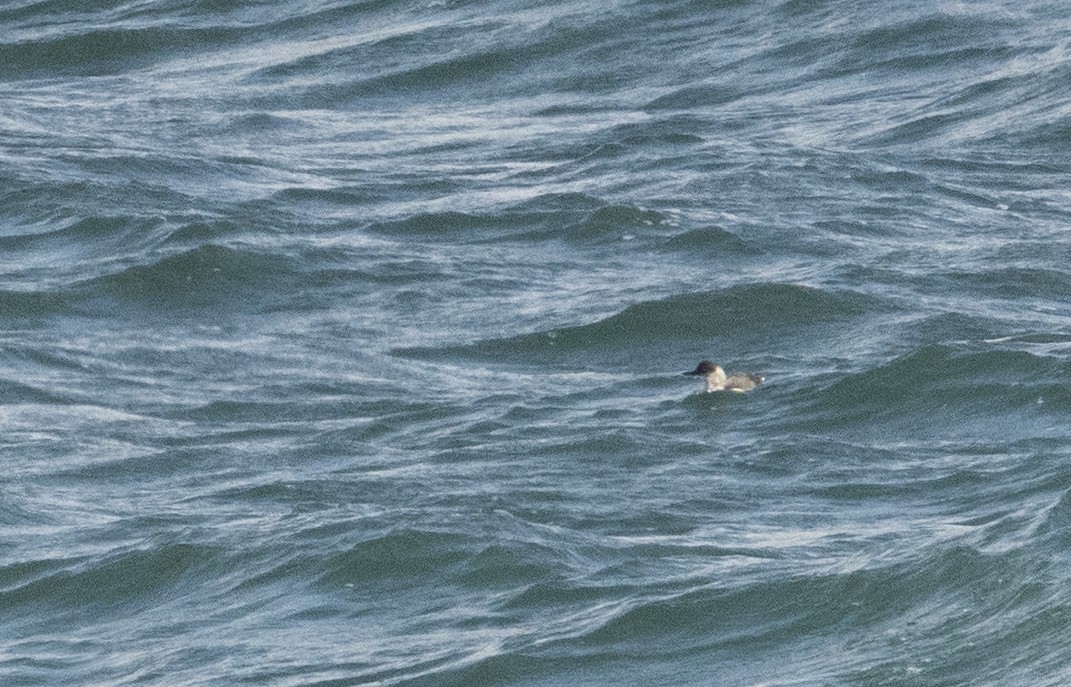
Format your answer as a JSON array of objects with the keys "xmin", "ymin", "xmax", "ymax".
[
  {"xmin": 1, "ymin": 543, "xmax": 219, "ymax": 615},
  {"xmin": 396, "ymin": 283, "xmax": 881, "ymax": 364},
  {"xmin": 246, "ymin": 18, "xmax": 531, "ymax": 105},
  {"xmin": 162, "ymin": 218, "xmax": 247, "ymax": 245},
  {"xmin": 423, "ymin": 543, "xmax": 1058, "ymax": 686},
  {"xmin": 1034, "ymin": 488, "xmax": 1071, "ymax": 550},
  {"xmin": 366, "ymin": 210, "xmax": 505, "ymax": 239},
  {"xmin": 318, "ymin": 528, "xmax": 476, "ymax": 588},
  {"xmin": 841, "ymin": 14, "xmax": 1008, "ymax": 73},
  {"xmin": 0, "ymin": 216, "xmax": 173, "ymax": 266},
  {"xmin": 71, "ymin": 244, "xmax": 302, "ymax": 317},
  {"xmin": 365, "ymin": 195, "xmax": 681, "ymax": 245},
  {"xmin": 826, "ymin": 345, "xmax": 1062, "ymax": 398},
  {"xmin": 247, "ymin": 6, "xmax": 660, "ymax": 105},
  {"xmin": 657, "ymin": 226, "xmax": 759, "ymax": 255},
  {"xmin": 942, "ymin": 267, "xmax": 1071, "ymax": 301},
  {"xmin": 642, "ymin": 83, "xmax": 748, "ymax": 112},
  {"xmin": 793, "ymin": 345, "xmax": 1071, "ymax": 437},
  {"xmin": 0, "ymin": 289, "xmax": 72, "ymax": 322},
  {"xmin": 0, "ymin": 377, "xmax": 71, "ymax": 404},
  {"xmin": 0, "ymin": 1, "xmax": 393, "ymax": 79},
  {"xmin": 901, "ymin": 311, "xmax": 1015, "ymax": 346},
  {"xmin": 0, "ymin": 25, "xmax": 245, "ymax": 78}
]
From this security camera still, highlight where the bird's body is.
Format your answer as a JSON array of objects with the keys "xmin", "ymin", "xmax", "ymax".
[{"xmin": 684, "ymin": 360, "xmax": 764, "ymax": 393}]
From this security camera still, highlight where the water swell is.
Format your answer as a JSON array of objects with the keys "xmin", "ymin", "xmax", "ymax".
[
  {"xmin": 795, "ymin": 345, "xmax": 1071, "ymax": 437},
  {"xmin": 943, "ymin": 267, "xmax": 1071, "ymax": 302},
  {"xmin": 69, "ymin": 244, "xmax": 304, "ymax": 317},
  {"xmin": 398, "ymin": 283, "xmax": 882, "ymax": 364},
  {"xmin": 0, "ymin": 289, "xmax": 72, "ymax": 321},
  {"xmin": 2, "ymin": 543, "xmax": 220, "ymax": 618},
  {"xmin": 419, "ymin": 543, "xmax": 1065, "ymax": 686},
  {"xmin": 364, "ymin": 195, "xmax": 673, "ymax": 244},
  {"xmin": 319, "ymin": 528, "xmax": 476, "ymax": 589},
  {"xmin": 0, "ymin": 25, "xmax": 244, "ymax": 78}
]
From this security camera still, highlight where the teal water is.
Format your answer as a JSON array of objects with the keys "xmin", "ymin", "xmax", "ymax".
[{"xmin": 4, "ymin": 1, "xmax": 1071, "ymax": 685}]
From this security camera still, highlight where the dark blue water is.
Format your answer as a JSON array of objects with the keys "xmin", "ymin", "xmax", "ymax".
[{"xmin": 4, "ymin": 1, "xmax": 1071, "ymax": 685}]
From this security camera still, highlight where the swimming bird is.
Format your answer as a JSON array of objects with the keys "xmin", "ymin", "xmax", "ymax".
[{"xmin": 683, "ymin": 360, "xmax": 764, "ymax": 393}]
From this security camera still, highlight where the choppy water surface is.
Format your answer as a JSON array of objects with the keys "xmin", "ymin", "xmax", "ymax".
[{"xmin": 4, "ymin": 1, "xmax": 1071, "ymax": 685}]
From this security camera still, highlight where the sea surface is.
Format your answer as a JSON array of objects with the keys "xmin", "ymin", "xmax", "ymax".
[{"xmin": 3, "ymin": 1, "xmax": 1071, "ymax": 685}]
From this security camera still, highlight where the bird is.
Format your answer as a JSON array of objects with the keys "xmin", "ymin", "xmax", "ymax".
[{"xmin": 683, "ymin": 360, "xmax": 764, "ymax": 393}]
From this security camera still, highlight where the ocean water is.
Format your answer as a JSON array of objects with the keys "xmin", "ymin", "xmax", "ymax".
[{"xmin": 3, "ymin": 0, "xmax": 1071, "ymax": 685}]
